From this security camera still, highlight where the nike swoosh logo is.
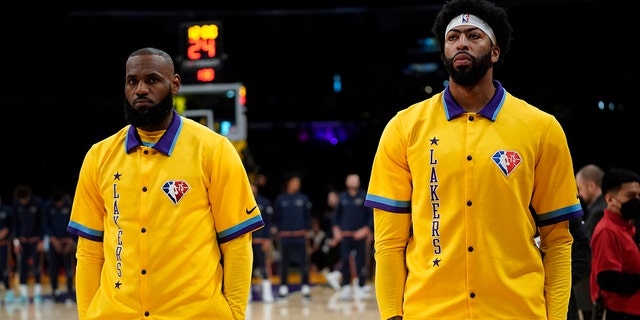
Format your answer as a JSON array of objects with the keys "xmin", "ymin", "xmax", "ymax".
[{"xmin": 246, "ymin": 206, "xmax": 257, "ymax": 214}]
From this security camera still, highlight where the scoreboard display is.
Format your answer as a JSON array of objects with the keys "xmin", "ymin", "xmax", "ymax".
[{"xmin": 178, "ymin": 21, "xmax": 224, "ymax": 84}]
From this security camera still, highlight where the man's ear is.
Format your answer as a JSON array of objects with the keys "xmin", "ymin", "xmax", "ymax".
[
  {"xmin": 603, "ymin": 193, "xmax": 614, "ymax": 207},
  {"xmin": 172, "ymin": 74, "xmax": 181, "ymax": 94},
  {"xmin": 491, "ymin": 46, "xmax": 500, "ymax": 63}
]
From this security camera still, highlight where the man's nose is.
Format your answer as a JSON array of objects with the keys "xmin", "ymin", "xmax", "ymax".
[{"xmin": 135, "ymin": 82, "xmax": 151, "ymax": 94}]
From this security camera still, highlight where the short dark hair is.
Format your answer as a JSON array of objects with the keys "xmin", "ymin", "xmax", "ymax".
[
  {"xmin": 601, "ymin": 168, "xmax": 640, "ymax": 196},
  {"xmin": 14, "ymin": 184, "xmax": 32, "ymax": 200},
  {"xmin": 128, "ymin": 47, "xmax": 175, "ymax": 69},
  {"xmin": 431, "ymin": 0, "xmax": 513, "ymax": 66}
]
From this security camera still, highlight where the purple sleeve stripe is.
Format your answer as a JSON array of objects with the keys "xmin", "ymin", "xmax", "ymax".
[
  {"xmin": 363, "ymin": 200, "xmax": 411, "ymax": 213},
  {"xmin": 218, "ymin": 220, "xmax": 266, "ymax": 244},
  {"xmin": 66, "ymin": 226, "xmax": 103, "ymax": 242},
  {"xmin": 537, "ymin": 210, "xmax": 583, "ymax": 227}
]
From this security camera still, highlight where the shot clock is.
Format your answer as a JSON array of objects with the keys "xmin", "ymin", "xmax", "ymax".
[
  {"xmin": 178, "ymin": 21, "xmax": 224, "ymax": 84},
  {"xmin": 175, "ymin": 21, "xmax": 251, "ymax": 176}
]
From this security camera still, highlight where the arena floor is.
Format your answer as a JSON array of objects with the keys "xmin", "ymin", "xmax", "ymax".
[{"xmin": 0, "ymin": 277, "xmax": 381, "ymax": 320}]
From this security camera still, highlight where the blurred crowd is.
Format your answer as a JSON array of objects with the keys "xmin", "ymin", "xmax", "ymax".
[
  {"xmin": 248, "ymin": 172, "xmax": 374, "ymax": 303},
  {"xmin": 0, "ymin": 184, "xmax": 76, "ymax": 305},
  {"xmin": 4, "ymin": 163, "xmax": 637, "ymax": 320}
]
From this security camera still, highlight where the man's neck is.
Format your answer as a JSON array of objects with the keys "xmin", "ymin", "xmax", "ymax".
[
  {"xmin": 137, "ymin": 111, "xmax": 174, "ymax": 132},
  {"xmin": 448, "ymin": 76, "xmax": 496, "ymax": 113}
]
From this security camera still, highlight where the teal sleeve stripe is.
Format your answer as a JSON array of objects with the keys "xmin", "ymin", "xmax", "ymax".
[
  {"xmin": 364, "ymin": 194, "xmax": 411, "ymax": 213},
  {"xmin": 218, "ymin": 215, "xmax": 264, "ymax": 239},
  {"xmin": 365, "ymin": 194, "xmax": 410, "ymax": 208},
  {"xmin": 67, "ymin": 220, "xmax": 104, "ymax": 241}
]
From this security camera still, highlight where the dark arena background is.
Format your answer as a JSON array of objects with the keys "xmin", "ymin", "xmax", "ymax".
[{"xmin": 1, "ymin": 0, "xmax": 635, "ymax": 210}]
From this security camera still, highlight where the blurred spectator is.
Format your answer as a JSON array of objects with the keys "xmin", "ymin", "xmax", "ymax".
[
  {"xmin": 322, "ymin": 190, "xmax": 340, "ymax": 232},
  {"xmin": 0, "ymin": 195, "xmax": 14, "ymax": 303},
  {"xmin": 12, "ymin": 185, "xmax": 45, "ymax": 304},
  {"xmin": 251, "ymin": 182, "xmax": 275, "ymax": 303},
  {"xmin": 43, "ymin": 189, "xmax": 76, "ymax": 303},
  {"xmin": 308, "ymin": 216, "xmax": 327, "ymax": 272},
  {"xmin": 273, "ymin": 174, "xmax": 312, "ymax": 300},
  {"xmin": 308, "ymin": 215, "xmax": 340, "ymax": 291},
  {"xmin": 312, "ymin": 190, "xmax": 341, "ymax": 291},
  {"xmin": 589, "ymin": 168, "xmax": 640, "ymax": 319},
  {"xmin": 331, "ymin": 173, "xmax": 373, "ymax": 300},
  {"xmin": 576, "ymin": 164, "xmax": 606, "ymax": 236},
  {"xmin": 574, "ymin": 163, "xmax": 606, "ymax": 320}
]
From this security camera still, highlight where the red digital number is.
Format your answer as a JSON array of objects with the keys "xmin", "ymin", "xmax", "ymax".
[
  {"xmin": 201, "ymin": 39, "xmax": 216, "ymax": 58},
  {"xmin": 187, "ymin": 39, "xmax": 217, "ymax": 60},
  {"xmin": 187, "ymin": 39, "xmax": 201, "ymax": 60},
  {"xmin": 196, "ymin": 68, "xmax": 215, "ymax": 82}
]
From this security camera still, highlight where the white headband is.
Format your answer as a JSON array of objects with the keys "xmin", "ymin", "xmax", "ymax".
[{"xmin": 445, "ymin": 13, "xmax": 496, "ymax": 45}]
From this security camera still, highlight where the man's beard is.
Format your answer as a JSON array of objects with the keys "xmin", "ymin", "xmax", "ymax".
[
  {"xmin": 443, "ymin": 50, "xmax": 493, "ymax": 87},
  {"xmin": 123, "ymin": 93, "xmax": 174, "ymax": 128}
]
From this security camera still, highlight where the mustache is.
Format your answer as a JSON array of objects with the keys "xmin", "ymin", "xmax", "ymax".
[
  {"xmin": 453, "ymin": 51, "xmax": 473, "ymax": 59},
  {"xmin": 443, "ymin": 52, "xmax": 475, "ymax": 64},
  {"xmin": 133, "ymin": 96, "xmax": 152, "ymax": 104}
]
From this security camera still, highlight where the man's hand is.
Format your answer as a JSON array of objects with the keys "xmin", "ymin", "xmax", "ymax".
[
  {"xmin": 12, "ymin": 239, "xmax": 21, "ymax": 255},
  {"xmin": 353, "ymin": 226, "xmax": 371, "ymax": 240}
]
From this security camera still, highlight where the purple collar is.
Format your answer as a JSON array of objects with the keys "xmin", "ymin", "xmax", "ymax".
[
  {"xmin": 443, "ymin": 80, "xmax": 506, "ymax": 121},
  {"xmin": 125, "ymin": 109, "xmax": 182, "ymax": 156}
]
